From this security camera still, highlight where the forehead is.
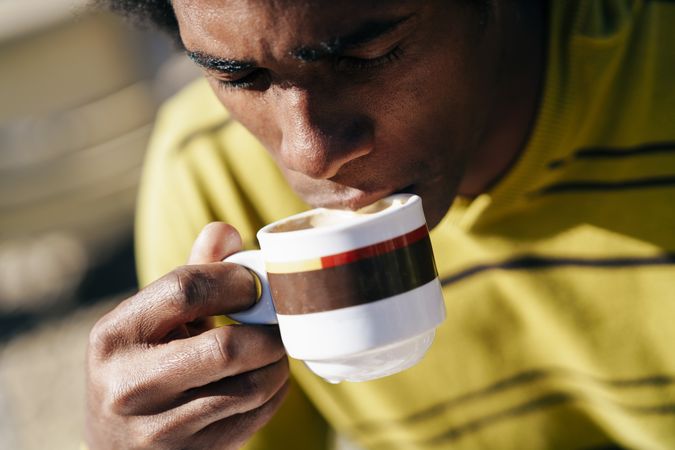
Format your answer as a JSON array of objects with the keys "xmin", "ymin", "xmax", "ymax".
[{"xmin": 173, "ymin": 0, "xmax": 419, "ymax": 57}]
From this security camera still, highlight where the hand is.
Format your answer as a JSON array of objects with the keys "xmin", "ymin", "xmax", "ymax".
[{"xmin": 85, "ymin": 223, "xmax": 289, "ymax": 449}]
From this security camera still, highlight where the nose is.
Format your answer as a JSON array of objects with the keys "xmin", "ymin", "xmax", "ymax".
[{"xmin": 276, "ymin": 87, "xmax": 374, "ymax": 180}]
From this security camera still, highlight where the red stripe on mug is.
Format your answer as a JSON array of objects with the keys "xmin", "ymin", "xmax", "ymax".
[{"xmin": 319, "ymin": 225, "xmax": 429, "ymax": 269}]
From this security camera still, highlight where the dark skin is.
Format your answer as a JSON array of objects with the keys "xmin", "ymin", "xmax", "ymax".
[{"xmin": 86, "ymin": 1, "xmax": 545, "ymax": 448}]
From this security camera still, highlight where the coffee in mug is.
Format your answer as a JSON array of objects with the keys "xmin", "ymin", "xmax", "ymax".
[{"xmin": 225, "ymin": 194, "xmax": 446, "ymax": 383}]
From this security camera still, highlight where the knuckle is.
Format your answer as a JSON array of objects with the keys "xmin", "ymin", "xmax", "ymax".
[
  {"xmin": 106, "ymin": 381, "xmax": 140, "ymax": 416},
  {"xmin": 199, "ymin": 395, "xmax": 236, "ymax": 420},
  {"xmin": 88, "ymin": 319, "xmax": 110, "ymax": 358},
  {"xmin": 250, "ymin": 382, "xmax": 269, "ymax": 408},
  {"xmin": 131, "ymin": 420, "xmax": 172, "ymax": 450},
  {"xmin": 238, "ymin": 371, "xmax": 262, "ymax": 399},
  {"xmin": 88, "ymin": 314, "xmax": 124, "ymax": 360},
  {"xmin": 105, "ymin": 375, "xmax": 154, "ymax": 417},
  {"xmin": 130, "ymin": 412, "xmax": 196, "ymax": 450},
  {"xmin": 167, "ymin": 266, "xmax": 214, "ymax": 312},
  {"xmin": 210, "ymin": 330, "xmax": 236, "ymax": 371},
  {"xmin": 239, "ymin": 370, "xmax": 271, "ymax": 407}
]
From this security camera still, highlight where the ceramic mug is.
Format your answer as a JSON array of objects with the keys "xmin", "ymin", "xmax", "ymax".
[{"xmin": 225, "ymin": 194, "xmax": 446, "ymax": 383}]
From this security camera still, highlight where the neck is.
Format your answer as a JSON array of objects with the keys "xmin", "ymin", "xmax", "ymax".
[{"xmin": 458, "ymin": 2, "xmax": 547, "ymax": 197}]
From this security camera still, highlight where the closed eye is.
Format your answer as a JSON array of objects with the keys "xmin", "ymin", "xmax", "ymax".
[
  {"xmin": 336, "ymin": 45, "xmax": 403, "ymax": 71},
  {"xmin": 213, "ymin": 69, "xmax": 270, "ymax": 90}
]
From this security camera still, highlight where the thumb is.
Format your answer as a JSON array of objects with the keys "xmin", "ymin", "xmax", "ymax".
[{"xmin": 187, "ymin": 222, "xmax": 244, "ymax": 265}]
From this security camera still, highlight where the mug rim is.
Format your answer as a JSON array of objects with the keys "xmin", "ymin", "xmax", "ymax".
[
  {"xmin": 257, "ymin": 193, "xmax": 427, "ymax": 263},
  {"xmin": 257, "ymin": 193, "xmax": 421, "ymax": 238}
]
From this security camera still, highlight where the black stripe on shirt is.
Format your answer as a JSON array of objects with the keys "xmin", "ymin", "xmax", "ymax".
[
  {"xmin": 548, "ymin": 141, "xmax": 675, "ymax": 169},
  {"xmin": 367, "ymin": 391, "xmax": 675, "ymax": 448},
  {"xmin": 415, "ymin": 392, "xmax": 675, "ymax": 448},
  {"xmin": 582, "ymin": 445, "xmax": 628, "ymax": 450},
  {"xmin": 353, "ymin": 367, "xmax": 675, "ymax": 436},
  {"xmin": 532, "ymin": 175, "xmax": 675, "ymax": 195},
  {"xmin": 438, "ymin": 253, "xmax": 675, "ymax": 288}
]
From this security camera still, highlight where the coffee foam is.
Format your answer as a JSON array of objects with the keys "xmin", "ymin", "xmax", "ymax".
[{"xmin": 270, "ymin": 198, "xmax": 405, "ymax": 233}]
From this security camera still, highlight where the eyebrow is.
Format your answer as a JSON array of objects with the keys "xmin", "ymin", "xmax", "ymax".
[
  {"xmin": 185, "ymin": 13, "xmax": 415, "ymax": 74},
  {"xmin": 186, "ymin": 51, "xmax": 255, "ymax": 74},
  {"xmin": 292, "ymin": 14, "xmax": 415, "ymax": 62}
]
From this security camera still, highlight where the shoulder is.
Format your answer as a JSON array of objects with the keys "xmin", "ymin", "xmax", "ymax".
[
  {"xmin": 554, "ymin": 0, "xmax": 675, "ymax": 39},
  {"xmin": 135, "ymin": 79, "xmax": 236, "ymax": 285},
  {"xmin": 148, "ymin": 78, "xmax": 231, "ymax": 157}
]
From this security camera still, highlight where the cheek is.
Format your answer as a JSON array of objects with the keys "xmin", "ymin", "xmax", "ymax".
[
  {"xmin": 385, "ymin": 48, "xmax": 494, "ymax": 163},
  {"xmin": 364, "ymin": 72, "xmax": 465, "ymax": 172}
]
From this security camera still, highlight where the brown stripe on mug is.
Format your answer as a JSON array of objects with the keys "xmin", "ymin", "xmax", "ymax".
[{"xmin": 268, "ymin": 235, "xmax": 438, "ymax": 314}]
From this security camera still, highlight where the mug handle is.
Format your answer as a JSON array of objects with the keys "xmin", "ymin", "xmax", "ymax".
[{"xmin": 223, "ymin": 250, "xmax": 278, "ymax": 325}]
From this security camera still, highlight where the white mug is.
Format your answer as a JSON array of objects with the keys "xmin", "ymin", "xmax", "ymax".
[{"xmin": 225, "ymin": 194, "xmax": 446, "ymax": 383}]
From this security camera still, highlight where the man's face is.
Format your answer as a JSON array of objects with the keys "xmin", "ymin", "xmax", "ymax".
[{"xmin": 174, "ymin": 0, "xmax": 502, "ymax": 228}]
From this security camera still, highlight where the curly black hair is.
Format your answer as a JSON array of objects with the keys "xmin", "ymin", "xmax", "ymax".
[
  {"xmin": 98, "ymin": 0, "xmax": 495, "ymax": 49},
  {"xmin": 97, "ymin": 0, "xmax": 182, "ymax": 46}
]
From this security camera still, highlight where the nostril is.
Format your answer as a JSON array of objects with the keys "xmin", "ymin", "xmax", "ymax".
[
  {"xmin": 290, "ymin": 144, "xmax": 335, "ymax": 179},
  {"xmin": 280, "ymin": 119, "xmax": 374, "ymax": 180}
]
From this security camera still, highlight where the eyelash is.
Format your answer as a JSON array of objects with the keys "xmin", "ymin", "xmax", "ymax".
[
  {"xmin": 215, "ymin": 45, "xmax": 404, "ymax": 90},
  {"xmin": 336, "ymin": 45, "xmax": 404, "ymax": 71},
  {"xmin": 216, "ymin": 72, "xmax": 260, "ymax": 90}
]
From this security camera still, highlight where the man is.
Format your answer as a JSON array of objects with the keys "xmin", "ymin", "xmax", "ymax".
[{"xmin": 86, "ymin": 1, "xmax": 675, "ymax": 449}]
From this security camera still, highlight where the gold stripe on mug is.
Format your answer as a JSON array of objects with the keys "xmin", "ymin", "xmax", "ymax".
[
  {"xmin": 268, "ymin": 234, "xmax": 438, "ymax": 315},
  {"xmin": 265, "ymin": 258, "xmax": 323, "ymax": 273},
  {"xmin": 265, "ymin": 225, "xmax": 429, "ymax": 274}
]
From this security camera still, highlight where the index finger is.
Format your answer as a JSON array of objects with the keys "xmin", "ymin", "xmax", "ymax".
[{"xmin": 98, "ymin": 262, "xmax": 258, "ymax": 346}]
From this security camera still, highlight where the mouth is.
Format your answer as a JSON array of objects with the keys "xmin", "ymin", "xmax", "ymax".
[{"xmin": 321, "ymin": 184, "xmax": 418, "ymax": 211}]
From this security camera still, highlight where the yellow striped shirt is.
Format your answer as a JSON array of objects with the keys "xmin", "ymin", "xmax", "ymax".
[{"xmin": 136, "ymin": 1, "xmax": 675, "ymax": 448}]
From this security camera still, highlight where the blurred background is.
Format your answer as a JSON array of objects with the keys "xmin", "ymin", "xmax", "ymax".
[{"xmin": 0, "ymin": 0, "xmax": 200, "ymax": 447}]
